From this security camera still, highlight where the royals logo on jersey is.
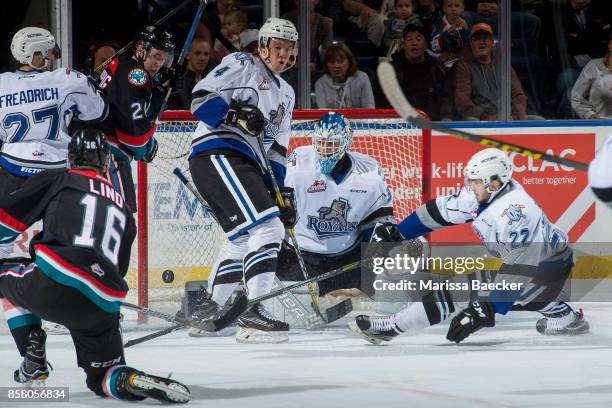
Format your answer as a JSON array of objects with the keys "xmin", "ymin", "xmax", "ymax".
[
  {"xmin": 502, "ymin": 204, "xmax": 526, "ymax": 225},
  {"xmin": 264, "ymin": 103, "xmax": 285, "ymax": 144},
  {"xmin": 306, "ymin": 197, "xmax": 358, "ymax": 239}
]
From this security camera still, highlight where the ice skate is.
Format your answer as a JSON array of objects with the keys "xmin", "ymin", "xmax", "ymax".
[
  {"xmin": 236, "ymin": 303, "xmax": 289, "ymax": 343},
  {"xmin": 14, "ymin": 328, "xmax": 51, "ymax": 385},
  {"xmin": 349, "ymin": 315, "xmax": 403, "ymax": 345},
  {"xmin": 115, "ymin": 367, "xmax": 191, "ymax": 403},
  {"xmin": 536, "ymin": 309, "xmax": 590, "ymax": 335}
]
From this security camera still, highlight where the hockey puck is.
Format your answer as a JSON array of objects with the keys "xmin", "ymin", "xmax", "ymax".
[{"xmin": 162, "ymin": 270, "xmax": 175, "ymax": 283}]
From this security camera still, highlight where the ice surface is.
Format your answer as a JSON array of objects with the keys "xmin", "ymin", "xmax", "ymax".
[{"xmin": 1, "ymin": 302, "xmax": 611, "ymax": 408}]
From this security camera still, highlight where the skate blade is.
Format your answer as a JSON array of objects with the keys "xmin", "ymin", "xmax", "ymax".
[
  {"xmin": 235, "ymin": 328, "xmax": 289, "ymax": 344},
  {"xmin": 188, "ymin": 326, "xmax": 238, "ymax": 337},
  {"xmin": 131, "ymin": 375, "xmax": 191, "ymax": 403},
  {"xmin": 347, "ymin": 321, "xmax": 384, "ymax": 345}
]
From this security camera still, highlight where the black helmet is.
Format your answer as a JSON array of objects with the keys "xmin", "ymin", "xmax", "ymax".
[
  {"xmin": 156, "ymin": 30, "xmax": 175, "ymax": 53},
  {"xmin": 68, "ymin": 125, "xmax": 110, "ymax": 170},
  {"xmin": 133, "ymin": 26, "xmax": 157, "ymax": 59}
]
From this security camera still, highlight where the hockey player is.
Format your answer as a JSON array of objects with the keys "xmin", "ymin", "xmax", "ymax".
[
  {"xmin": 188, "ymin": 18, "xmax": 298, "ymax": 343},
  {"xmin": 96, "ymin": 27, "xmax": 175, "ymax": 212},
  {"xmin": 589, "ymin": 131, "xmax": 612, "ymax": 207},
  {"xmin": 350, "ymin": 148, "xmax": 589, "ymax": 344},
  {"xmin": 276, "ymin": 112, "xmax": 395, "ymax": 296},
  {"xmin": 0, "ymin": 125, "xmax": 190, "ymax": 403}
]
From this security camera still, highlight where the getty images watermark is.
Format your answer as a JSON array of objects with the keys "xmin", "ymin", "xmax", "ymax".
[{"xmin": 369, "ymin": 253, "xmax": 524, "ymax": 293}]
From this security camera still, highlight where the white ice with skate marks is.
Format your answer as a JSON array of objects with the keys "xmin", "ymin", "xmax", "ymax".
[{"xmin": 1, "ymin": 302, "xmax": 612, "ymax": 408}]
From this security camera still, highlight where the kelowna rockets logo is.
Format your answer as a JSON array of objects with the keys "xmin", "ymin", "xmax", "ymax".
[{"xmin": 307, "ymin": 197, "xmax": 358, "ymax": 239}]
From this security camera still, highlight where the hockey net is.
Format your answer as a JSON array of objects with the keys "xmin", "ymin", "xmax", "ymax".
[{"xmin": 125, "ymin": 109, "xmax": 431, "ymax": 323}]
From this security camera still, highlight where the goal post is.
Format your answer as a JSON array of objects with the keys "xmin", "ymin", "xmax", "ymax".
[{"xmin": 128, "ymin": 109, "xmax": 431, "ymax": 317}]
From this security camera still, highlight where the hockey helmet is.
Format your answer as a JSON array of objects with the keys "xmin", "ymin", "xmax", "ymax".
[
  {"xmin": 464, "ymin": 148, "xmax": 513, "ymax": 197},
  {"xmin": 11, "ymin": 27, "xmax": 56, "ymax": 69},
  {"xmin": 68, "ymin": 125, "xmax": 110, "ymax": 171},
  {"xmin": 258, "ymin": 17, "xmax": 298, "ymax": 72},
  {"xmin": 133, "ymin": 26, "xmax": 158, "ymax": 61},
  {"xmin": 312, "ymin": 112, "xmax": 353, "ymax": 175}
]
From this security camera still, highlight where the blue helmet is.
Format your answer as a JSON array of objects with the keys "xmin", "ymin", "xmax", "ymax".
[{"xmin": 312, "ymin": 112, "xmax": 353, "ymax": 175}]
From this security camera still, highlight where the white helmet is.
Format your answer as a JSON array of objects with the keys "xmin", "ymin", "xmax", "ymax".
[
  {"xmin": 464, "ymin": 148, "xmax": 513, "ymax": 194},
  {"xmin": 258, "ymin": 17, "xmax": 298, "ymax": 72},
  {"xmin": 11, "ymin": 27, "xmax": 56, "ymax": 69}
]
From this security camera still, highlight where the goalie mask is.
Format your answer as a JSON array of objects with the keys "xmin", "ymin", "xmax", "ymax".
[
  {"xmin": 68, "ymin": 125, "xmax": 110, "ymax": 171},
  {"xmin": 313, "ymin": 112, "xmax": 353, "ymax": 175},
  {"xmin": 464, "ymin": 148, "xmax": 513, "ymax": 202},
  {"xmin": 258, "ymin": 17, "xmax": 298, "ymax": 73},
  {"xmin": 11, "ymin": 27, "xmax": 56, "ymax": 69}
]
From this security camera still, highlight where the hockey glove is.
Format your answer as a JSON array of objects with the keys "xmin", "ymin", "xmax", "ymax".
[
  {"xmin": 141, "ymin": 137, "xmax": 158, "ymax": 163},
  {"xmin": 446, "ymin": 300, "xmax": 495, "ymax": 343},
  {"xmin": 225, "ymin": 99, "xmax": 265, "ymax": 136},
  {"xmin": 157, "ymin": 62, "xmax": 186, "ymax": 89},
  {"xmin": 371, "ymin": 223, "xmax": 404, "ymax": 243},
  {"xmin": 278, "ymin": 186, "xmax": 297, "ymax": 228}
]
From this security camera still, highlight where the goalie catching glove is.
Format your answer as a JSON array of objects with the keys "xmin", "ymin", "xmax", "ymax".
[
  {"xmin": 278, "ymin": 186, "xmax": 297, "ymax": 228},
  {"xmin": 446, "ymin": 300, "xmax": 495, "ymax": 343},
  {"xmin": 225, "ymin": 99, "xmax": 265, "ymax": 136}
]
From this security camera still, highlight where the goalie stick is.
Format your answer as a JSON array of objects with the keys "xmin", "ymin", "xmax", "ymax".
[
  {"xmin": 172, "ymin": 168, "xmax": 352, "ymax": 324},
  {"xmin": 376, "ymin": 61, "xmax": 589, "ymax": 172},
  {"xmin": 124, "ymin": 260, "xmax": 361, "ymax": 347},
  {"xmin": 121, "ymin": 288, "xmax": 247, "ymax": 333}
]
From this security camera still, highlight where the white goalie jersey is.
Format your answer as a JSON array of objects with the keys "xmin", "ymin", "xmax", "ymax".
[
  {"xmin": 190, "ymin": 52, "xmax": 295, "ymax": 180},
  {"xmin": 285, "ymin": 147, "xmax": 395, "ymax": 255},
  {"xmin": 425, "ymin": 181, "xmax": 569, "ymax": 267},
  {"xmin": 0, "ymin": 68, "xmax": 107, "ymax": 176}
]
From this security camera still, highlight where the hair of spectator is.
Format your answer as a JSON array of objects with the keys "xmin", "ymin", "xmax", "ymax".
[
  {"xmin": 397, "ymin": 0, "xmax": 416, "ymax": 8},
  {"xmin": 323, "ymin": 43, "xmax": 358, "ymax": 78},
  {"xmin": 224, "ymin": 9, "xmax": 248, "ymax": 28}
]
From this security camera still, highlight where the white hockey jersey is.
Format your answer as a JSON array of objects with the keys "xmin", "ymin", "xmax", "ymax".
[
  {"xmin": 589, "ymin": 131, "xmax": 612, "ymax": 207},
  {"xmin": 190, "ymin": 52, "xmax": 294, "ymax": 180},
  {"xmin": 414, "ymin": 180, "xmax": 568, "ymax": 267},
  {"xmin": 0, "ymin": 68, "xmax": 107, "ymax": 176},
  {"xmin": 285, "ymin": 147, "xmax": 395, "ymax": 255}
]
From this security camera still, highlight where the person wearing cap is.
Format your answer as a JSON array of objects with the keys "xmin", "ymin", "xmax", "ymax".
[
  {"xmin": 167, "ymin": 36, "xmax": 215, "ymax": 110},
  {"xmin": 454, "ymin": 22, "xmax": 528, "ymax": 121},
  {"xmin": 390, "ymin": 24, "xmax": 453, "ymax": 120}
]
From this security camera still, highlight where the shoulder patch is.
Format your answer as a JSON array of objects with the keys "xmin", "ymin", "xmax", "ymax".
[
  {"xmin": 234, "ymin": 52, "xmax": 252, "ymax": 61},
  {"xmin": 127, "ymin": 68, "xmax": 148, "ymax": 86}
]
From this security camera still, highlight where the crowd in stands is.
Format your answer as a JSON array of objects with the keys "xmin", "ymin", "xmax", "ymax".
[{"xmin": 74, "ymin": 0, "xmax": 611, "ymax": 121}]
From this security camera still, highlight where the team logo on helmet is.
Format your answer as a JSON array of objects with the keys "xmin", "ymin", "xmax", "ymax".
[
  {"xmin": 502, "ymin": 204, "xmax": 526, "ymax": 225},
  {"xmin": 306, "ymin": 197, "xmax": 358, "ymax": 239},
  {"xmin": 127, "ymin": 68, "xmax": 148, "ymax": 86}
]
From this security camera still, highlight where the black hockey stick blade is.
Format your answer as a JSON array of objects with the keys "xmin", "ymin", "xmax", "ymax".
[
  {"xmin": 325, "ymin": 298, "xmax": 353, "ymax": 323},
  {"xmin": 376, "ymin": 61, "xmax": 589, "ymax": 172},
  {"xmin": 124, "ymin": 324, "xmax": 184, "ymax": 348}
]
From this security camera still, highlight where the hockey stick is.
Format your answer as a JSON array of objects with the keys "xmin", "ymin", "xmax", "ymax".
[
  {"xmin": 121, "ymin": 288, "xmax": 247, "ymax": 333},
  {"xmin": 94, "ymin": 0, "xmax": 196, "ymax": 75},
  {"xmin": 377, "ymin": 61, "xmax": 589, "ymax": 172},
  {"xmin": 124, "ymin": 260, "xmax": 362, "ymax": 347},
  {"xmin": 153, "ymin": 0, "xmax": 208, "ymax": 120},
  {"xmin": 173, "ymin": 167, "xmax": 350, "ymax": 324},
  {"xmin": 252, "ymin": 133, "xmax": 328, "ymax": 321}
]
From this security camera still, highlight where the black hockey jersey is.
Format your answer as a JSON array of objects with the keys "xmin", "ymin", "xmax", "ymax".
[
  {"xmin": 97, "ymin": 55, "xmax": 157, "ymax": 161},
  {"xmin": 0, "ymin": 169, "xmax": 136, "ymax": 312}
]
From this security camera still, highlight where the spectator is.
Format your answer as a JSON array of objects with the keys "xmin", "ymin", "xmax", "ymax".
[
  {"xmin": 383, "ymin": 0, "xmax": 423, "ymax": 56},
  {"xmin": 240, "ymin": 29, "xmax": 259, "ymax": 55},
  {"xmin": 315, "ymin": 43, "xmax": 375, "ymax": 109},
  {"xmin": 282, "ymin": 0, "xmax": 334, "ymax": 68},
  {"xmin": 454, "ymin": 23, "xmax": 527, "ymax": 120},
  {"xmin": 571, "ymin": 33, "xmax": 612, "ymax": 119},
  {"xmin": 214, "ymin": 9, "xmax": 248, "ymax": 61},
  {"xmin": 167, "ymin": 37, "xmax": 215, "ymax": 110},
  {"xmin": 431, "ymin": 0, "xmax": 470, "ymax": 68},
  {"xmin": 416, "ymin": 0, "xmax": 443, "ymax": 37},
  {"xmin": 197, "ymin": 0, "xmax": 239, "ymax": 56},
  {"xmin": 341, "ymin": 0, "xmax": 392, "ymax": 48},
  {"xmin": 390, "ymin": 24, "xmax": 453, "ymax": 120}
]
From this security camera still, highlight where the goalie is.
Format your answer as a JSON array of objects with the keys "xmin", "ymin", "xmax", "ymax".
[
  {"xmin": 350, "ymin": 148, "xmax": 590, "ymax": 344},
  {"xmin": 276, "ymin": 112, "xmax": 395, "ymax": 298}
]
